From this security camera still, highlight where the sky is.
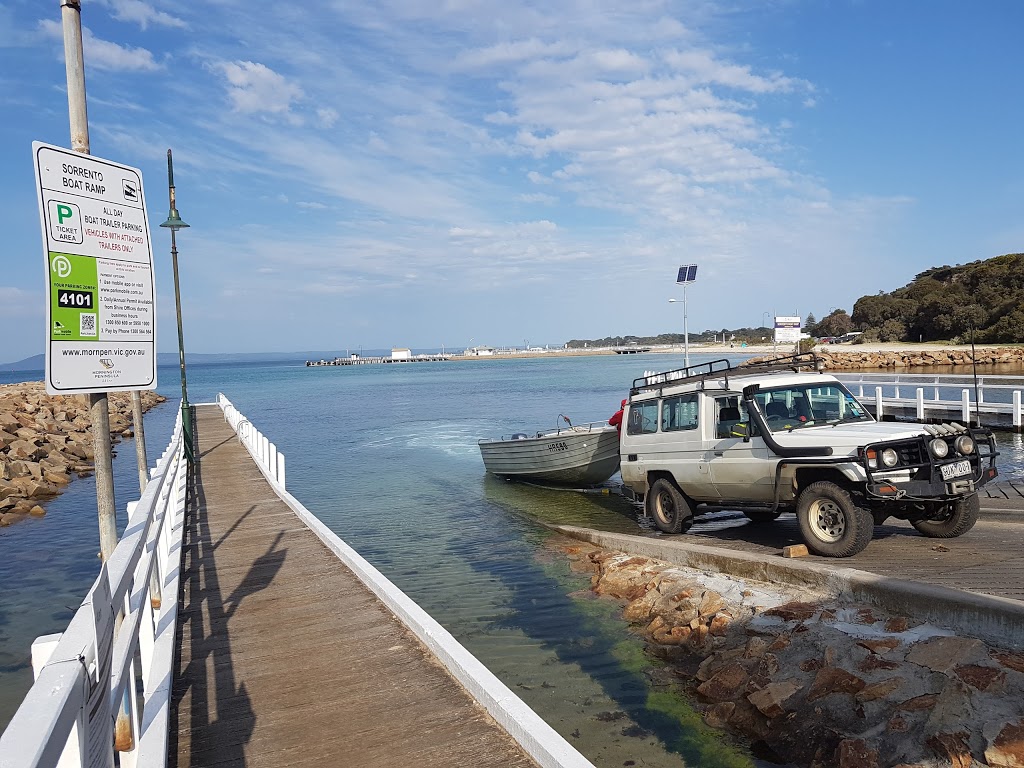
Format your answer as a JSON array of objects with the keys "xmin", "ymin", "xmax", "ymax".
[{"xmin": 1, "ymin": 0, "xmax": 1022, "ymax": 362}]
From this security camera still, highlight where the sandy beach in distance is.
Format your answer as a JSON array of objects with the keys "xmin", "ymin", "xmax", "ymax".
[{"xmin": 455, "ymin": 340, "xmax": 1016, "ymax": 361}]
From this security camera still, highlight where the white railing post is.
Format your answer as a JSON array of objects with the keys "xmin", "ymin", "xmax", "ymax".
[
  {"xmin": 916, "ymin": 388, "xmax": 925, "ymax": 421},
  {"xmin": 875, "ymin": 386, "xmax": 884, "ymax": 420},
  {"xmin": 962, "ymin": 389, "xmax": 971, "ymax": 423},
  {"xmin": 277, "ymin": 453, "xmax": 286, "ymax": 487},
  {"xmin": 269, "ymin": 443, "xmax": 277, "ymax": 478},
  {"xmin": 30, "ymin": 635, "xmax": 80, "ymax": 768},
  {"xmin": 1014, "ymin": 390, "xmax": 1022, "ymax": 430}
]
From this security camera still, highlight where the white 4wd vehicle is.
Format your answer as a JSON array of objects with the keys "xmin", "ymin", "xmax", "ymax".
[{"xmin": 619, "ymin": 354, "xmax": 999, "ymax": 557}]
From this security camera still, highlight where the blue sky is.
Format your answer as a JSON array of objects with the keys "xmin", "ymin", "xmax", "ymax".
[{"xmin": 1, "ymin": 1, "xmax": 1022, "ymax": 362}]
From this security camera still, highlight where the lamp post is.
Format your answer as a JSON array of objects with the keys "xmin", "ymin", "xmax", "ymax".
[
  {"xmin": 159, "ymin": 149, "xmax": 193, "ymax": 464},
  {"xmin": 763, "ymin": 310, "xmax": 777, "ymax": 357},
  {"xmin": 668, "ymin": 296, "xmax": 689, "ymax": 368}
]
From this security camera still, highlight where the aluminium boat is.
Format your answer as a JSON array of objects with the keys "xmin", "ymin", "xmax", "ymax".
[{"xmin": 478, "ymin": 416, "xmax": 621, "ymax": 486}]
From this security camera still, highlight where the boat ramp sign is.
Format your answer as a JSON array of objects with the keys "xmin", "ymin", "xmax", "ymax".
[
  {"xmin": 774, "ymin": 316, "xmax": 802, "ymax": 344},
  {"xmin": 32, "ymin": 141, "xmax": 157, "ymax": 394}
]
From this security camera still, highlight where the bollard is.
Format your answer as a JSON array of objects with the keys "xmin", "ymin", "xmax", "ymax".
[
  {"xmin": 916, "ymin": 388, "xmax": 925, "ymax": 421},
  {"xmin": 962, "ymin": 389, "xmax": 971, "ymax": 423},
  {"xmin": 875, "ymin": 386, "xmax": 884, "ymax": 420}
]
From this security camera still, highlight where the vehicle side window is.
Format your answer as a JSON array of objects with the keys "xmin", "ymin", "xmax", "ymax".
[
  {"xmin": 662, "ymin": 394, "xmax": 698, "ymax": 432},
  {"xmin": 626, "ymin": 400, "xmax": 659, "ymax": 435},
  {"xmin": 716, "ymin": 397, "xmax": 752, "ymax": 438}
]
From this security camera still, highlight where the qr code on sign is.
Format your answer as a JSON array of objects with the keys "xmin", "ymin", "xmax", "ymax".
[{"xmin": 80, "ymin": 313, "xmax": 97, "ymax": 336}]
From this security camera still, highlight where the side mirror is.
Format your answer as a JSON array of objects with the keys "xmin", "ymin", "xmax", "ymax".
[{"xmin": 730, "ymin": 422, "xmax": 749, "ymax": 440}]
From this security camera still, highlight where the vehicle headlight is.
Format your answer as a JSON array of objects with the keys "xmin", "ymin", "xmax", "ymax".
[
  {"xmin": 954, "ymin": 435, "xmax": 976, "ymax": 455},
  {"xmin": 881, "ymin": 448, "xmax": 899, "ymax": 468},
  {"xmin": 929, "ymin": 438, "xmax": 949, "ymax": 459}
]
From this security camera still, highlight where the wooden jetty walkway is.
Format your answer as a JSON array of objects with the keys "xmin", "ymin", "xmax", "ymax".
[{"xmin": 171, "ymin": 406, "xmax": 542, "ymax": 767}]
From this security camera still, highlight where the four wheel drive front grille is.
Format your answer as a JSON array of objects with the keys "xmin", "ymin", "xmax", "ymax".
[{"xmin": 860, "ymin": 424, "xmax": 999, "ymax": 493}]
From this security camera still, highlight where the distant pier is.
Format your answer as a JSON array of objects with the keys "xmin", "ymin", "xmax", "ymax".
[{"xmin": 307, "ymin": 354, "xmax": 450, "ymax": 366}]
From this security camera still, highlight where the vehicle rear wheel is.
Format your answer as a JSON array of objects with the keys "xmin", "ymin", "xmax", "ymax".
[
  {"xmin": 796, "ymin": 481, "xmax": 873, "ymax": 557},
  {"xmin": 911, "ymin": 495, "xmax": 979, "ymax": 538},
  {"xmin": 743, "ymin": 510, "xmax": 782, "ymax": 523},
  {"xmin": 647, "ymin": 478, "xmax": 692, "ymax": 534}
]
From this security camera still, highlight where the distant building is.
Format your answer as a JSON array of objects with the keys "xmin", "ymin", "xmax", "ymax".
[
  {"xmin": 465, "ymin": 346, "xmax": 495, "ymax": 356},
  {"xmin": 391, "ymin": 348, "xmax": 412, "ymax": 360}
]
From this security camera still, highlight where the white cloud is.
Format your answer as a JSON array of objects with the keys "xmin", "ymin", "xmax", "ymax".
[
  {"xmin": 663, "ymin": 48, "xmax": 809, "ymax": 94},
  {"xmin": 518, "ymin": 192, "xmax": 557, "ymax": 205},
  {"xmin": 316, "ymin": 107, "xmax": 339, "ymax": 128},
  {"xmin": 297, "ymin": 200, "xmax": 328, "ymax": 209},
  {"xmin": 214, "ymin": 60, "xmax": 303, "ymax": 115},
  {"xmin": 98, "ymin": 0, "xmax": 188, "ymax": 30},
  {"xmin": 38, "ymin": 19, "xmax": 161, "ymax": 71}
]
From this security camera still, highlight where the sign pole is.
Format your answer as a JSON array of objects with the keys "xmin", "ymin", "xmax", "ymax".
[
  {"xmin": 682, "ymin": 281, "xmax": 689, "ymax": 369},
  {"xmin": 58, "ymin": 1, "xmax": 140, "ymax": 755},
  {"xmin": 59, "ymin": 0, "xmax": 118, "ymax": 560}
]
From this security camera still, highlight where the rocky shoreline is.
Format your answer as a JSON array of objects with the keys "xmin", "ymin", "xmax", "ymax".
[
  {"xmin": 753, "ymin": 346, "xmax": 1024, "ymax": 371},
  {"xmin": 560, "ymin": 541, "xmax": 1024, "ymax": 768},
  {"xmin": 0, "ymin": 382, "xmax": 166, "ymax": 526}
]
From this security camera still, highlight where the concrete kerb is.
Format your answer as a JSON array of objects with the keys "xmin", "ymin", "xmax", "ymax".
[{"xmin": 551, "ymin": 525, "xmax": 1024, "ymax": 649}]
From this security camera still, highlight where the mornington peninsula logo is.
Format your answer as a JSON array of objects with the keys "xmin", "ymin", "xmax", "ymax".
[{"xmin": 99, "ymin": 358, "xmax": 114, "ymax": 369}]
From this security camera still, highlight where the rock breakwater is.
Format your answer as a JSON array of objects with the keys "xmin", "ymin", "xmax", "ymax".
[
  {"xmin": 0, "ymin": 382, "xmax": 166, "ymax": 526},
  {"xmin": 750, "ymin": 346, "xmax": 1024, "ymax": 371},
  {"xmin": 561, "ymin": 542, "xmax": 1024, "ymax": 768}
]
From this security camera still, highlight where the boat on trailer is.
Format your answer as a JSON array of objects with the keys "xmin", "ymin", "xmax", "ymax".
[{"xmin": 478, "ymin": 416, "xmax": 621, "ymax": 486}]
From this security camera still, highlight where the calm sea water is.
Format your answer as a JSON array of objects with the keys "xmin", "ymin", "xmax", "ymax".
[{"xmin": 2, "ymin": 355, "xmax": 1023, "ymax": 766}]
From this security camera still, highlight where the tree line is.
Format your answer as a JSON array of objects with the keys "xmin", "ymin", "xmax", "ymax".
[{"xmin": 566, "ymin": 253, "xmax": 1024, "ymax": 348}]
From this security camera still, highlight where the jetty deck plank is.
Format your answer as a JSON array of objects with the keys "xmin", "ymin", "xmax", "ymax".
[{"xmin": 171, "ymin": 405, "xmax": 539, "ymax": 768}]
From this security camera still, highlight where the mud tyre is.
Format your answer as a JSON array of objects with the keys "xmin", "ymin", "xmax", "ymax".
[
  {"xmin": 796, "ymin": 481, "xmax": 874, "ymax": 557},
  {"xmin": 911, "ymin": 495, "xmax": 980, "ymax": 539},
  {"xmin": 647, "ymin": 478, "xmax": 692, "ymax": 534}
]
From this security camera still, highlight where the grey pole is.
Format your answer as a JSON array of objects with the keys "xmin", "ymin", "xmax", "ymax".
[
  {"xmin": 60, "ymin": 1, "xmax": 138, "ymax": 752},
  {"xmin": 132, "ymin": 392, "xmax": 148, "ymax": 492},
  {"xmin": 682, "ymin": 282, "xmax": 690, "ymax": 369},
  {"xmin": 59, "ymin": 0, "xmax": 118, "ymax": 561}
]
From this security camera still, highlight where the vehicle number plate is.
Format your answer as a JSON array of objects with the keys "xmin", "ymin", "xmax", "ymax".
[{"xmin": 940, "ymin": 460, "xmax": 972, "ymax": 481}]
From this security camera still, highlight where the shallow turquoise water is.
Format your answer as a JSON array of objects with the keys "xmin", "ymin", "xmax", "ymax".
[{"xmin": 1, "ymin": 355, "xmax": 1022, "ymax": 765}]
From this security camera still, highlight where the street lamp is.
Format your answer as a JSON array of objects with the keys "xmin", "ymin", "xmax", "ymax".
[
  {"xmin": 159, "ymin": 149, "xmax": 194, "ymax": 464},
  {"xmin": 668, "ymin": 297, "xmax": 689, "ymax": 368}
]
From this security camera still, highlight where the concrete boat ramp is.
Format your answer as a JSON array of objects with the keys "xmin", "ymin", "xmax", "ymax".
[{"xmin": 552, "ymin": 492, "xmax": 1024, "ymax": 649}]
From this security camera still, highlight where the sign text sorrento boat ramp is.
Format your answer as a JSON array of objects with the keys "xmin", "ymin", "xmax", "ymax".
[{"xmin": 33, "ymin": 141, "xmax": 157, "ymax": 394}]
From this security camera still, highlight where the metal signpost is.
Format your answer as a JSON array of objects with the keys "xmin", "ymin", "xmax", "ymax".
[
  {"xmin": 671, "ymin": 264, "xmax": 698, "ymax": 368},
  {"xmin": 33, "ymin": 142, "xmax": 158, "ymax": 394}
]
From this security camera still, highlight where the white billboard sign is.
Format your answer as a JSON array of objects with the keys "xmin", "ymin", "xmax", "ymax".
[
  {"xmin": 774, "ymin": 315, "xmax": 802, "ymax": 344},
  {"xmin": 33, "ymin": 142, "xmax": 157, "ymax": 394}
]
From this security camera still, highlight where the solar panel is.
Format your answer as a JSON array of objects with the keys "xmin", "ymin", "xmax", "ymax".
[{"xmin": 676, "ymin": 264, "xmax": 698, "ymax": 283}]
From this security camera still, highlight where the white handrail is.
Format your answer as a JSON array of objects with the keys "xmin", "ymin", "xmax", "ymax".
[
  {"xmin": 0, "ymin": 414, "xmax": 188, "ymax": 768},
  {"xmin": 833, "ymin": 374, "xmax": 1024, "ymax": 428}
]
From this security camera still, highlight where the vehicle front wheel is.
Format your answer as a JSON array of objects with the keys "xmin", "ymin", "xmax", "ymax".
[
  {"xmin": 912, "ymin": 495, "xmax": 980, "ymax": 539},
  {"xmin": 743, "ymin": 510, "xmax": 782, "ymax": 523},
  {"xmin": 647, "ymin": 478, "xmax": 692, "ymax": 534},
  {"xmin": 796, "ymin": 481, "xmax": 873, "ymax": 557}
]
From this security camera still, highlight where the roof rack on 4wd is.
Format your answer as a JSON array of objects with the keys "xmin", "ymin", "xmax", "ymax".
[{"xmin": 630, "ymin": 352, "xmax": 824, "ymax": 394}]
